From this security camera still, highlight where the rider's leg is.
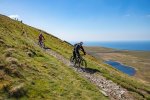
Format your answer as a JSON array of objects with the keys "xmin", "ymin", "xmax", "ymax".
[
  {"xmin": 73, "ymin": 50, "xmax": 76, "ymax": 60},
  {"xmin": 76, "ymin": 50, "xmax": 81, "ymax": 67},
  {"xmin": 41, "ymin": 40, "xmax": 45, "ymax": 48},
  {"xmin": 76, "ymin": 50, "xmax": 80, "ymax": 58},
  {"xmin": 39, "ymin": 40, "xmax": 42, "ymax": 47},
  {"xmin": 38, "ymin": 40, "xmax": 40, "ymax": 45}
]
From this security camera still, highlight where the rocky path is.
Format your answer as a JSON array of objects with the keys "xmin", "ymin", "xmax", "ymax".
[{"xmin": 45, "ymin": 49, "xmax": 133, "ymax": 100}]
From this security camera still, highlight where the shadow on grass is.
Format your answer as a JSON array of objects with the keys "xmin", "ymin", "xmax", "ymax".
[
  {"xmin": 44, "ymin": 46, "xmax": 51, "ymax": 50},
  {"xmin": 81, "ymin": 67, "xmax": 100, "ymax": 74}
]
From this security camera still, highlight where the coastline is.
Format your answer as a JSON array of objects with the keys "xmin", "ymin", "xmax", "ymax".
[{"xmin": 70, "ymin": 41, "xmax": 150, "ymax": 51}]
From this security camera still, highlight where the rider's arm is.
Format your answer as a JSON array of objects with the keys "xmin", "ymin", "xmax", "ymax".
[{"xmin": 80, "ymin": 46, "xmax": 86, "ymax": 55}]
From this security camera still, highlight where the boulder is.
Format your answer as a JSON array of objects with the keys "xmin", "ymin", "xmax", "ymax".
[{"xmin": 9, "ymin": 84, "xmax": 27, "ymax": 98}]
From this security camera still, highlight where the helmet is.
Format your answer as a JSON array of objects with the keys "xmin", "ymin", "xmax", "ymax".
[{"xmin": 79, "ymin": 42, "xmax": 83, "ymax": 45}]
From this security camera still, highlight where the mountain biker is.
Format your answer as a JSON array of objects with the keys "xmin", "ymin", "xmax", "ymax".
[
  {"xmin": 38, "ymin": 31, "xmax": 45, "ymax": 46},
  {"xmin": 73, "ymin": 42, "xmax": 86, "ymax": 60}
]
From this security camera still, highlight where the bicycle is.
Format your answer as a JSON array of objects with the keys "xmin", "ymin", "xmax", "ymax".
[
  {"xmin": 38, "ymin": 40, "xmax": 45, "ymax": 49},
  {"xmin": 70, "ymin": 54, "xmax": 87, "ymax": 68}
]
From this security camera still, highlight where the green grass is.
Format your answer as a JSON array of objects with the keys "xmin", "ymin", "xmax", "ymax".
[
  {"xmin": 0, "ymin": 14, "xmax": 108, "ymax": 99},
  {"xmin": 0, "ymin": 14, "xmax": 150, "ymax": 99}
]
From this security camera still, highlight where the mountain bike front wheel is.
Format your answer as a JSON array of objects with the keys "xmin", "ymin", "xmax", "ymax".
[{"xmin": 80, "ymin": 59, "xmax": 87, "ymax": 68}]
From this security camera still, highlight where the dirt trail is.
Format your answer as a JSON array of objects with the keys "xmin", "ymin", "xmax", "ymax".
[
  {"xmin": 29, "ymin": 37, "xmax": 133, "ymax": 100},
  {"xmin": 45, "ymin": 49, "xmax": 134, "ymax": 100}
]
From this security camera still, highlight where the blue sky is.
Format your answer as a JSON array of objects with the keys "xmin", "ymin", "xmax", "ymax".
[{"xmin": 0, "ymin": 0, "xmax": 150, "ymax": 41}]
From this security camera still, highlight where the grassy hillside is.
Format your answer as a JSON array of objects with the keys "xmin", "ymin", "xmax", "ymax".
[
  {"xmin": 0, "ymin": 14, "xmax": 108, "ymax": 99},
  {"xmin": 0, "ymin": 14, "xmax": 150, "ymax": 99}
]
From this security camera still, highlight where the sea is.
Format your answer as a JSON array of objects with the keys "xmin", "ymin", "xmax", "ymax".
[{"xmin": 70, "ymin": 41, "xmax": 150, "ymax": 51}]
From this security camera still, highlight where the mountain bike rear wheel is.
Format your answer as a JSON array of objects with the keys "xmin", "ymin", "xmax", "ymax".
[
  {"xmin": 70, "ymin": 56, "xmax": 74, "ymax": 63},
  {"xmin": 70, "ymin": 56, "xmax": 77, "ymax": 67},
  {"xmin": 39, "ymin": 41, "xmax": 45, "ymax": 49}
]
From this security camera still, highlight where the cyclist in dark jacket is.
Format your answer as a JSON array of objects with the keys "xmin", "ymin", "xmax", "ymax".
[{"xmin": 73, "ymin": 42, "xmax": 86, "ymax": 59}]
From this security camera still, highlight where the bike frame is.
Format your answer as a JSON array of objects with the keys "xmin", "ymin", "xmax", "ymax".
[
  {"xmin": 38, "ymin": 40, "xmax": 45, "ymax": 48},
  {"xmin": 71, "ymin": 54, "xmax": 86, "ymax": 67}
]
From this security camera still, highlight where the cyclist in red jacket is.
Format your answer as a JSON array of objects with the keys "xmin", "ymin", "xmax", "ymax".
[{"xmin": 38, "ymin": 31, "xmax": 45, "ymax": 46}]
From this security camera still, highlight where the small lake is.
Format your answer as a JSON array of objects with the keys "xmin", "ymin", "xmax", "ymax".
[{"xmin": 105, "ymin": 60, "xmax": 136, "ymax": 76}]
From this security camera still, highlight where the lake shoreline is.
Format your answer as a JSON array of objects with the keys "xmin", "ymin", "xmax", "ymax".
[
  {"xmin": 84, "ymin": 46, "xmax": 150, "ymax": 83},
  {"xmin": 105, "ymin": 60, "xmax": 136, "ymax": 76}
]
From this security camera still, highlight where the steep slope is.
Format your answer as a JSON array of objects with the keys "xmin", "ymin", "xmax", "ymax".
[
  {"xmin": 45, "ymin": 47, "xmax": 135, "ymax": 100},
  {"xmin": 0, "ymin": 14, "xmax": 108, "ymax": 99},
  {"xmin": 0, "ymin": 14, "xmax": 150, "ymax": 99}
]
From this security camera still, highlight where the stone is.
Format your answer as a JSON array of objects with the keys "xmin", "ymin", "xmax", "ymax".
[{"xmin": 100, "ymin": 90, "xmax": 108, "ymax": 97}]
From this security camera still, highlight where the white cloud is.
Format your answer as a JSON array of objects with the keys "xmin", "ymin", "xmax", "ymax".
[{"xmin": 9, "ymin": 14, "xmax": 20, "ymax": 19}]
